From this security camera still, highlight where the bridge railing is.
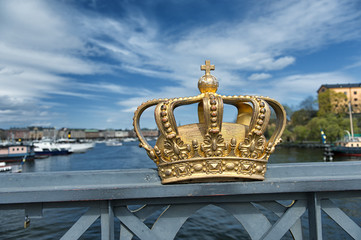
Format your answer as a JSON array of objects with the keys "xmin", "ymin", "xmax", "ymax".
[{"xmin": 0, "ymin": 161, "xmax": 360, "ymax": 239}]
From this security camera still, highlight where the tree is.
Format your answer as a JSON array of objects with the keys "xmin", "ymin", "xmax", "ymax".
[
  {"xmin": 282, "ymin": 92, "xmax": 359, "ymax": 144},
  {"xmin": 318, "ymin": 89, "xmax": 347, "ymax": 116},
  {"xmin": 293, "ymin": 125, "xmax": 310, "ymax": 142},
  {"xmin": 282, "ymin": 104, "xmax": 294, "ymax": 120},
  {"xmin": 281, "ymin": 127, "xmax": 294, "ymax": 142},
  {"xmin": 291, "ymin": 109, "xmax": 317, "ymax": 126},
  {"xmin": 299, "ymin": 95, "xmax": 317, "ymax": 111},
  {"xmin": 305, "ymin": 113, "xmax": 356, "ymax": 142}
]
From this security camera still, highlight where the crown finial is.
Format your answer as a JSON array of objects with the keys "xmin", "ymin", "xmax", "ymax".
[
  {"xmin": 201, "ymin": 60, "xmax": 215, "ymax": 75},
  {"xmin": 198, "ymin": 60, "xmax": 218, "ymax": 93}
]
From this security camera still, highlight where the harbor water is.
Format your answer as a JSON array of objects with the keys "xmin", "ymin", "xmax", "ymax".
[{"xmin": 0, "ymin": 141, "xmax": 360, "ymax": 239}]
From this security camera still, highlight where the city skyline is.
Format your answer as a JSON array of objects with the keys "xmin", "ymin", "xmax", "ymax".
[{"xmin": 1, "ymin": 0, "xmax": 361, "ymax": 129}]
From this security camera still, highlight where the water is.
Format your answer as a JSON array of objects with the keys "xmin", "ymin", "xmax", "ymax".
[{"xmin": 0, "ymin": 142, "xmax": 360, "ymax": 239}]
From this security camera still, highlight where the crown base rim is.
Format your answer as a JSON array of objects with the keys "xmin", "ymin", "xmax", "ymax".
[
  {"xmin": 158, "ymin": 157, "xmax": 267, "ymax": 184},
  {"xmin": 161, "ymin": 174, "xmax": 264, "ymax": 184}
]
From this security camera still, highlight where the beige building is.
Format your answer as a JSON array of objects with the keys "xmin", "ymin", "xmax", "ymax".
[
  {"xmin": 115, "ymin": 130, "xmax": 129, "ymax": 138},
  {"xmin": 85, "ymin": 129, "xmax": 101, "ymax": 139},
  {"xmin": 317, "ymin": 83, "xmax": 361, "ymax": 113}
]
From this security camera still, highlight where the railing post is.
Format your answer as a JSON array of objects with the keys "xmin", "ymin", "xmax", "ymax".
[
  {"xmin": 308, "ymin": 192, "xmax": 322, "ymax": 240},
  {"xmin": 101, "ymin": 201, "xmax": 115, "ymax": 240}
]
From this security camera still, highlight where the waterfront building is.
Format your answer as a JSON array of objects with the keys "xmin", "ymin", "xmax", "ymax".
[
  {"xmin": 28, "ymin": 127, "xmax": 44, "ymax": 140},
  {"xmin": 104, "ymin": 129, "xmax": 116, "ymax": 139},
  {"xmin": 140, "ymin": 129, "xmax": 159, "ymax": 137},
  {"xmin": 0, "ymin": 129, "xmax": 6, "ymax": 140},
  {"xmin": 6, "ymin": 128, "xmax": 29, "ymax": 141},
  {"xmin": 114, "ymin": 130, "xmax": 129, "ymax": 138},
  {"xmin": 317, "ymin": 83, "xmax": 361, "ymax": 113},
  {"xmin": 57, "ymin": 128, "xmax": 87, "ymax": 139},
  {"xmin": 42, "ymin": 127, "xmax": 57, "ymax": 139},
  {"xmin": 85, "ymin": 129, "xmax": 101, "ymax": 139},
  {"xmin": 57, "ymin": 128, "xmax": 71, "ymax": 139},
  {"xmin": 69, "ymin": 129, "xmax": 86, "ymax": 139}
]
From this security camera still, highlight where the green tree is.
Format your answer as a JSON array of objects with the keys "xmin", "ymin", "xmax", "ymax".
[
  {"xmin": 299, "ymin": 95, "xmax": 317, "ymax": 111},
  {"xmin": 293, "ymin": 125, "xmax": 310, "ymax": 142},
  {"xmin": 291, "ymin": 109, "xmax": 317, "ymax": 126},
  {"xmin": 283, "ymin": 93, "xmax": 359, "ymax": 144},
  {"xmin": 305, "ymin": 113, "xmax": 356, "ymax": 142},
  {"xmin": 282, "ymin": 104, "xmax": 294, "ymax": 120},
  {"xmin": 318, "ymin": 89, "xmax": 347, "ymax": 116},
  {"xmin": 306, "ymin": 117, "xmax": 328, "ymax": 141},
  {"xmin": 281, "ymin": 127, "xmax": 294, "ymax": 142},
  {"xmin": 265, "ymin": 124, "xmax": 275, "ymax": 139}
]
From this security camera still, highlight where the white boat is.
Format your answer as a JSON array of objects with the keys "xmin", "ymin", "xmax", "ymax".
[
  {"xmin": 105, "ymin": 140, "xmax": 123, "ymax": 146},
  {"xmin": 0, "ymin": 162, "xmax": 12, "ymax": 172},
  {"xmin": 33, "ymin": 140, "xmax": 71, "ymax": 157},
  {"xmin": 33, "ymin": 139, "xmax": 95, "ymax": 155},
  {"xmin": 122, "ymin": 137, "xmax": 137, "ymax": 142},
  {"xmin": 56, "ymin": 139, "xmax": 95, "ymax": 153}
]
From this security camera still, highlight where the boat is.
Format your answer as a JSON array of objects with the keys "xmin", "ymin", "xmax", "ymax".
[
  {"xmin": 330, "ymin": 102, "xmax": 361, "ymax": 156},
  {"xmin": 0, "ymin": 162, "xmax": 12, "ymax": 172},
  {"xmin": 105, "ymin": 140, "xmax": 123, "ymax": 146},
  {"xmin": 33, "ymin": 140, "xmax": 71, "ymax": 158},
  {"xmin": 56, "ymin": 139, "xmax": 95, "ymax": 153},
  {"xmin": 122, "ymin": 137, "xmax": 137, "ymax": 142},
  {"xmin": 0, "ymin": 144, "xmax": 35, "ymax": 163},
  {"xmin": 332, "ymin": 134, "xmax": 361, "ymax": 156}
]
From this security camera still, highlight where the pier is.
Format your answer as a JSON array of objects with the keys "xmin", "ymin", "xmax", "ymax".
[{"xmin": 0, "ymin": 161, "xmax": 360, "ymax": 239}]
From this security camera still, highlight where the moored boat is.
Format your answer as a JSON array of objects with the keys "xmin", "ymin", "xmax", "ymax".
[
  {"xmin": 122, "ymin": 137, "xmax": 137, "ymax": 142},
  {"xmin": 105, "ymin": 140, "xmax": 123, "ymax": 146},
  {"xmin": 330, "ymin": 102, "xmax": 361, "ymax": 157},
  {"xmin": 56, "ymin": 139, "xmax": 95, "ymax": 153},
  {"xmin": 0, "ymin": 162, "xmax": 12, "ymax": 172},
  {"xmin": 332, "ymin": 136, "xmax": 361, "ymax": 156},
  {"xmin": 33, "ymin": 140, "xmax": 71, "ymax": 158},
  {"xmin": 0, "ymin": 144, "xmax": 35, "ymax": 163}
]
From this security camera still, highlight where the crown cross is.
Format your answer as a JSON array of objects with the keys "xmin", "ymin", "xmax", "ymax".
[{"xmin": 201, "ymin": 60, "xmax": 215, "ymax": 76}]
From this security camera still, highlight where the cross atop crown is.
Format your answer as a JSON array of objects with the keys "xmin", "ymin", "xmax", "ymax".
[{"xmin": 201, "ymin": 60, "xmax": 215, "ymax": 76}]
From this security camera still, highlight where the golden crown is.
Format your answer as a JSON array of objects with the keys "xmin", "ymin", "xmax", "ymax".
[{"xmin": 133, "ymin": 60, "xmax": 286, "ymax": 184}]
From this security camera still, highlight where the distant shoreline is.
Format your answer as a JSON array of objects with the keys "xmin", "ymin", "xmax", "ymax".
[{"xmin": 279, "ymin": 142, "xmax": 326, "ymax": 148}]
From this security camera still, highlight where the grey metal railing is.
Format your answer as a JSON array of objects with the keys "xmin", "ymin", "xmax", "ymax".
[{"xmin": 0, "ymin": 161, "xmax": 360, "ymax": 239}]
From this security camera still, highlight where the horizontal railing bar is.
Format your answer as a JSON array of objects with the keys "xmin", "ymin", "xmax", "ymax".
[
  {"xmin": 2, "ymin": 161, "xmax": 361, "ymax": 189},
  {"xmin": 0, "ymin": 161, "xmax": 360, "ymax": 205},
  {"xmin": 1, "ymin": 191, "xmax": 360, "ymax": 211},
  {"xmin": 0, "ymin": 177, "xmax": 360, "ymax": 205}
]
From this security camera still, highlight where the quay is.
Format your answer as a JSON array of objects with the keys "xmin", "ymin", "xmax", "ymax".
[{"xmin": 0, "ymin": 161, "xmax": 360, "ymax": 239}]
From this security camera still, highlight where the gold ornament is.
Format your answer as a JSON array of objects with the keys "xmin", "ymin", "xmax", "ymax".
[{"xmin": 133, "ymin": 60, "xmax": 286, "ymax": 184}]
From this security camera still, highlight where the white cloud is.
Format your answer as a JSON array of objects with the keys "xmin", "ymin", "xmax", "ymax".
[
  {"xmin": 256, "ymin": 72, "xmax": 356, "ymax": 104},
  {"xmin": 0, "ymin": 66, "xmax": 69, "ymax": 98},
  {"xmin": 0, "ymin": 43, "xmax": 97, "ymax": 75},
  {"xmin": 0, "ymin": 95, "xmax": 61, "ymax": 127},
  {"xmin": 0, "ymin": 1, "xmax": 82, "ymax": 51},
  {"xmin": 1, "ymin": 0, "xmax": 361, "ymax": 128},
  {"xmin": 74, "ymin": 82, "xmax": 153, "ymax": 96},
  {"xmin": 248, "ymin": 73, "xmax": 272, "ymax": 81},
  {"xmin": 71, "ymin": 0, "xmax": 360, "ymax": 90}
]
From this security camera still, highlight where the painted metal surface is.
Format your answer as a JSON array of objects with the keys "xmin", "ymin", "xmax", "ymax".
[{"xmin": 0, "ymin": 161, "xmax": 360, "ymax": 239}]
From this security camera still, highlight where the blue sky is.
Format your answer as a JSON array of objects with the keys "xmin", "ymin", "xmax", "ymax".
[{"xmin": 1, "ymin": 0, "xmax": 361, "ymax": 129}]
